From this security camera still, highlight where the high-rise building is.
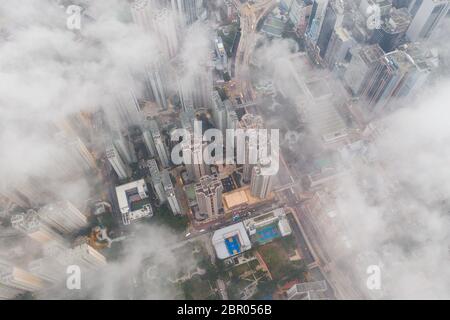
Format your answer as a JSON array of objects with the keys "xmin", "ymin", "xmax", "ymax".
[
  {"xmin": 0, "ymin": 189, "xmax": 30, "ymax": 209},
  {"xmin": 359, "ymin": 47, "xmax": 434, "ymax": 117},
  {"xmin": 113, "ymin": 131, "xmax": 136, "ymax": 165},
  {"xmin": 161, "ymin": 170, "xmax": 182, "ymax": 215},
  {"xmin": 324, "ymin": 27, "xmax": 355, "ymax": 69},
  {"xmin": 194, "ymin": 69, "xmax": 214, "ymax": 109},
  {"xmin": 370, "ymin": 8, "xmax": 412, "ymax": 52},
  {"xmin": 54, "ymin": 112, "xmax": 92, "ymax": 149},
  {"xmin": 130, "ymin": 1, "xmax": 175, "ymax": 105},
  {"xmin": 306, "ymin": 0, "xmax": 330, "ymax": 44},
  {"xmin": 211, "ymin": 90, "xmax": 227, "ymax": 134},
  {"xmin": 131, "ymin": 0, "xmax": 179, "ymax": 57},
  {"xmin": 297, "ymin": 0, "xmax": 315, "ymax": 35},
  {"xmin": 176, "ymin": 60, "xmax": 214, "ymax": 111},
  {"xmin": 152, "ymin": 8, "xmax": 180, "ymax": 58},
  {"xmin": 0, "ymin": 260, "xmax": 45, "ymax": 293},
  {"xmin": 28, "ymin": 258, "xmax": 65, "ymax": 284},
  {"xmin": 58, "ymin": 244, "xmax": 107, "ymax": 271},
  {"xmin": 106, "ymin": 143, "xmax": 132, "ymax": 180},
  {"xmin": 11, "ymin": 211, "xmax": 65, "ymax": 244},
  {"xmin": 250, "ymin": 161, "xmax": 275, "ymax": 199},
  {"xmin": 344, "ymin": 44, "xmax": 386, "ymax": 96},
  {"xmin": 183, "ymin": 136, "xmax": 209, "ymax": 182},
  {"xmin": 214, "ymin": 35, "xmax": 228, "ymax": 72},
  {"xmin": 286, "ymin": 280, "xmax": 328, "ymax": 300},
  {"xmin": 143, "ymin": 63, "xmax": 169, "ymax": 110},
  {"xmin": 195, "ymin": 174, "xmax": 223, "ymax": 219},
  {"xmin": 42, "ymin": 239, "xmax": 70, "ymax": 260},
  {"xmin": 171, "ymin": 0, "xmax": 205, "ymax": 25},
  {"xmin": 406, "ymin": 0, "xmax": 450, "ymax": 41},
  {"xmin": 147, "ymin": 159, "xmax": 166, "ymax": 202},
  {"xmin": 55, "ymin": 132, "xmax": 98, "ymax": 173},
  {"xmin": 113, "ymin": 89, "xmax": 142, "ymax": 129},
  {"xmin": 148, "ymin": 120, "xmax": 170, "ymax": 168},
  {"xmin": 0, "ymin": 282, "xmax": 23, "ymax": 300},
  {"xmin": 359, "ymin": 0, "xmax": 393, "ymax": 19},
  {"xmin": 225, "ymin": 101, "xmax": 239, "ymax": 131},
  {"xmin": 177, "ymin": 73, "xmax": 195, "ymax": 112},
  {"xmin": 238, "ymin": 114, "xmax": 264, "ymax": 183},
  {"xmin": 3, "ymin": 177, "xmax": 56, "ymax": 208},
  {"xmin": 179, "ymin": 108, "xmax": 196, "ymax": 133},
  {"xmin": 37, "ymin": 201, "xmax": 88, "ymax": 234},
  {"xmin": 130, "ymin": 0, "xmax": 154, "ymax": 32},
  {"xmin": 115, "ymin": 179, "xmax": 153, "ymax": 225},
  {"xmin": 142, "ymin": 122, "xmax": 156, "ymax": 158},
  {"xmin": 286, "ymin": 0, "xmax": 314, "ymax": 35},
  {"xmin": 315, "ymin": 0, "xmax": 345, "ymax": 59}
]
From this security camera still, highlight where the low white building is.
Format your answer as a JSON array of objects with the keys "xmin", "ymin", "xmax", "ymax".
[
  {"xmin": 212, "ymin": 222, "xmax": 252, "ymax": 260},
  {"xmin": 115, "ymin": 179, "xmax": 153, "ymax": 225},
  {"xmin": 243, "ymin": 208, "xmax": 292, "ymax": 244}
]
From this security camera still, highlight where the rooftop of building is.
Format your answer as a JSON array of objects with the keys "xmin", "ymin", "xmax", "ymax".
[
  {"xmin": 243, "ymin": 208, "xmax": 292, "ymax": 240},
  {"xmin": 195, "ymin": 174, "xmax": 223, "ymax": 196},
  {"xmin": 382, "ymin": 8, "xmax": 412, "ymax": 34},
  {"xmin": 334, "ymin": 27, "xmax": 352, "ymax": 42},
  {"xmin": 161, "ymin": 170, "xmax": 173, "ymax": 191},
  {"xmin": 384, "ymin": 49, "xmax": 416, "ymax": 71},
  {"xmin": 261, "ymin": 15, "xmax": 286, "ymax": 38},
  {"xmin": 223, "ymin": 189, "xmax": 248, "ymax": 209},
  {"xmin": 359, "ymin": 44, "xmax": 385, "ymax": 65},
  {"xmin": 239, "ymin": 113, "xmax": 264, "ymax": 129},
  {"xmin": 115, "ymin": 179, "xmax": 149, "ymax": 214},
  {"xmin": 398, "ymin": 42, "xmax": 438, "ymax": 71},
  {"xmin": 212, "ymin": 222, "xmax": 252, "ymax": 259},
  {"xmin": 147, "ymin": 119, "xmax": 161, "ymax": 138},
  {"xmin": 147, "ymin": 159, "xmax": 161, "ymax": 182}
]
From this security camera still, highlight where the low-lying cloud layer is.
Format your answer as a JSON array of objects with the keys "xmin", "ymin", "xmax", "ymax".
[
  {"xmin": 336, "ymin": 83, "xmax": 450, "ymax": 299},
  {"xmin": 0, "ymin": 0, "xmax": 211, "ymax": 299},
  {"xmin": 250, "ymin": 18, "xmax": 450, "ymax": 298}
]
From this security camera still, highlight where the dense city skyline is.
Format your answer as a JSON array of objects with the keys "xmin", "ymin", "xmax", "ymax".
[{"xmin": 1, "ymin": 0, "xmax": 450, "ymax": 301}]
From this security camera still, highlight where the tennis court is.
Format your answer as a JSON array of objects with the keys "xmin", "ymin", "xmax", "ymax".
[{"xmin": 225, "ymin": 235, "xmax": 241, "ymax": 256}]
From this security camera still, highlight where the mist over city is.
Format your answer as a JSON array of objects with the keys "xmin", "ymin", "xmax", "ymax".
[{"xmin": 0, "ymin": 0, "xmax": 449, "ymax": 302}]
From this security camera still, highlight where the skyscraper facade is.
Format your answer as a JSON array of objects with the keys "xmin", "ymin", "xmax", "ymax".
[
  {"xmin": 344, "ymin": 44, "xmax": 386, "ymax": 96},
  {"xmin": 195, "ymin": 174, "xmax": 223, "ymax": 219},
  {"xmin": 171, "ymin": 0, "xmax": 205, "ymax": 25},
  {"xmin": 211, "ymin": 90, "xmax": 227, "ymax": 135},
  {"xmin": 183, "ymin": 136, "xmax": 209, "ymax": 182},
  {"xmin": 37, "ymin": 201, "xmax": 88, "ymax": 234},
  {"xmin": 106, "ymin": 143, "xmax": 132, "ymax": 180},
  {"xmin": 250, "ymin": 161, "xmax": 275, "ymax": 199},
  {"xmin": 59, "ymin": 244, "xmax": 107, "ymax": 271},
  {"xmin": 11, "ymin": 211, "xmax": 65, "ymax": 244},
  {"xmin": 0, "ymin": 260, "xmax": 45, "ymax": 293},
  {"xmin": 324, "ymin": 27, "xmax": 355, "ymax": 69},
  {"xmin": 358, "ymin": 47, "xmax": 434, "ymax": 117},
  {"xmin": 238, "ymin": 114, "xmax": 264, "ymax": 183},
  {"xmin": 148, "ymin": 158, "xmax": 166, "ymax": 202},
  {"xmin": 148, "ymin": 120, "xmax": 170, "ymax": 168},
  {"xmin": 315, "ymin": 0, "xmax": 344, "ymax": 59},
  {"xmin": 161, "ymin": 170, "xmax": 182, "ymax": 215},
  {"xmin": 406, "ymin": 0, "xmax": 450, "ymax": 41}
]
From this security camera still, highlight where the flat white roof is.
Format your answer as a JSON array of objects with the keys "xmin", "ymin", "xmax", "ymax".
[
  {"xmin": 115, "ymin": 179, "xmax": 147, "ymax": 214},
  {"xmin": 278, "ymin": 218, "xmax": 292, "ymax": 237},
  {"xmin": 212, "ymin": 222, "xmax": 252, "ymax": 260}
]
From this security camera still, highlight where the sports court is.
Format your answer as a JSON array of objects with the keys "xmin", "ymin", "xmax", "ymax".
[
  {"xmin": 255, "ymin": 224, "xmax": 280, "ymax": 244},
  {"xmin": 225, "ymin": 235, "xmax": 241, "ymax": 256}
]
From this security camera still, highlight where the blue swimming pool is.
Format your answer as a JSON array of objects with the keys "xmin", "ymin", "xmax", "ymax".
[{"xmin": 225, "ymin": 235, "xmax": 241, "ymax": 256}]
